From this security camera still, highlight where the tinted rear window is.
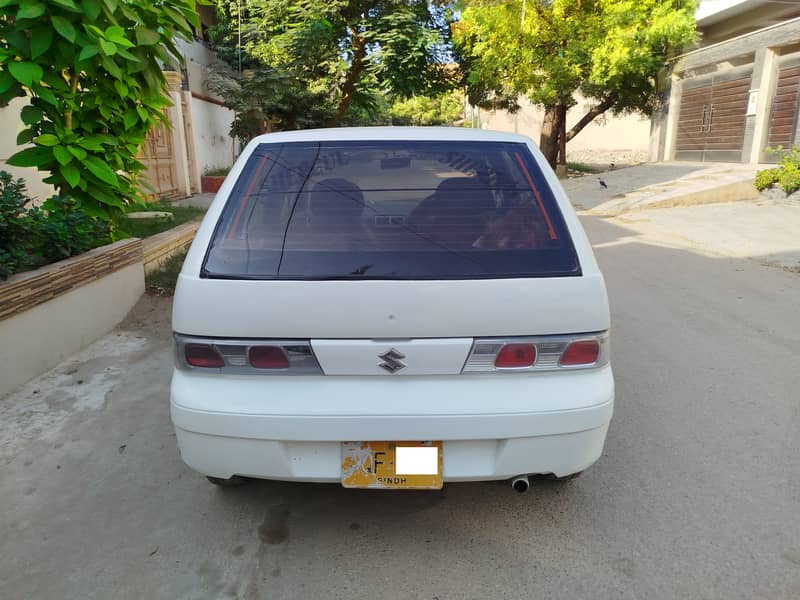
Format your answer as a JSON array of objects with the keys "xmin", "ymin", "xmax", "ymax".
[{"xmin": 202, "ymin": 141, "xmax": 579, "ymax": 280}]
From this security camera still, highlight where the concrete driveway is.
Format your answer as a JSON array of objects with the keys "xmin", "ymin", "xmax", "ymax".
[{"xmin": 2, "ymin": 216, "xmax": 799, "ymax": 599}]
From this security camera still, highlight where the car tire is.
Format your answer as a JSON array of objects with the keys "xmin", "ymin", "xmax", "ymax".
[{"xmin": 206, "ymin": 475, "xmax": 249, "ymax": 487}]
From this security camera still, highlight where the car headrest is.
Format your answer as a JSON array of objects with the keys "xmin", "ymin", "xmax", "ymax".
[
  {"xmin": 433, "ymin": 177, "xmax": 494, "ymax": 213},
  {"xmin": 308, "ymin": 178, "xmax": 365, "ymax": 220}
]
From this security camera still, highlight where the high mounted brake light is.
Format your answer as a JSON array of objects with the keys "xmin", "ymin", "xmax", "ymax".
[{"xmin": 463, "ymin": 332, "xmax": 608, "ymax": 373}]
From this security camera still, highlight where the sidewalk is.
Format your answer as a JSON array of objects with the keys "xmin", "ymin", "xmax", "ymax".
[
  {"xmin": 562, "ymin": 162, "xmax": 761, "ymax": 214},
  {"xmin": 566, "ymin": 162, "xmax": 800, "ymax": 273}
]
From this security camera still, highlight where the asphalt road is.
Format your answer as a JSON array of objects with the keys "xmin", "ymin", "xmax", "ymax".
[{"xmin": 2, "ymin": 216, "xmax": 799, "ymax": 599}]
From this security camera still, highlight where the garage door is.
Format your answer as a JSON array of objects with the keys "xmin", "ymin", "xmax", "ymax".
[
  {"xmin": 675, "ymin": 70, "xmax": 752, "ymax": 162},
  {"xmin": 764, "ymin": 63, "xmax": 800, "ymax": 160}
]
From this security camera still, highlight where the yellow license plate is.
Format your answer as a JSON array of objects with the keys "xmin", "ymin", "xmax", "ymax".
[{"xmin": 341, "ymin": 441, "xmax": 443, "ymax": 489}]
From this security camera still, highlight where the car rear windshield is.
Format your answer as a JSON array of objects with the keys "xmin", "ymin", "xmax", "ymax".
[{"xmin": 202, "ymin": 140, "xmax": 580, "ymax": 280}]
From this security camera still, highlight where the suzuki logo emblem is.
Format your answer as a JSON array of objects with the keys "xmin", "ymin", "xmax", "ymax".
[{"xmin": 378, "ymin": 348, "xmax": 406, "ymax": 373}]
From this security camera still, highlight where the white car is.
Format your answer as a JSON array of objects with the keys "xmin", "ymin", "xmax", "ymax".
[{"xmin": 170, "ymin": 127, "xmax": 612, "ymax": 492}]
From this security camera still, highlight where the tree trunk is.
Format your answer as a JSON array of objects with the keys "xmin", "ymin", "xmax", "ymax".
[
  {"xmin": 565, "ymin": 92, "xmax": 619, "ymax": 142},
  {"xmin": 331, "ymin": 29, "xmax": 367, "ymax": 126},
  {"xmin": 541, "ymin": 93, "xmax": 620, "ymax": 167},
  {"xmin": 557, "ymin": 100, "xmax": 567, "ymax": 167},
  {"xmin": 539, "ymin": 104, "xmax": 559, "ymax": 168}
]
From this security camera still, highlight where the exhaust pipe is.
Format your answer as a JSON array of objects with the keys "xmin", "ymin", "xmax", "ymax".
[{"xmin": 511, "ymin": 475, "xmax": 530, "ymax": 493}]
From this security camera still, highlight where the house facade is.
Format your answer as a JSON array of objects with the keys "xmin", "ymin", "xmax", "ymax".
[{"xmin": 651, "ymin": 0, "xmax": 800, "ymax": 163}]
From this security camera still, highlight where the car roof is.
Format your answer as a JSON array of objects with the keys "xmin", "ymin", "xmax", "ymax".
[{"xmin": 247, "ymin": 126, "xmax": 533, "ymax": 145}]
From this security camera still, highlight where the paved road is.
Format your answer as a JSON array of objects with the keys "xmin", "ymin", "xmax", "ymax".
[{"xmin": 2, "ymin": 216, "xmax": 799, "ymax": 599}]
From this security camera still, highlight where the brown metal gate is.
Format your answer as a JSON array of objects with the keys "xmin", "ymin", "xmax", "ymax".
[
  {"xmin": 764, "ymin": 63, "xmax": 800, "ymax": 160},
  {"xmin": 675, "ymin": 70, "xmax": 752, "ymax": 162},
  {"xmin": 139, "ymin": 120, "xmax": 180, "ymax": 200}
]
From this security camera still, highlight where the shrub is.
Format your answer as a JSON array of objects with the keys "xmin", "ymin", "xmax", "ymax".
[
  {"xmin": 0, "ymin": 170, "xmax": 111, "ymax": 280},
  {"xmin": 757, "ymin": 147, "xmax": 800, "ymax": 196},
  {"xmin": 28, "ymin": 196, "xmax": 111, "ymax": 262},
  {"xmin": 778, "ymin": 162, "xmax": 800, "ymax": 195},
  {"xmin": 754, "ymin": 168, "xmax": 780, "ymax": 191},
  {"xmin": 0, "ymin": 171, "xmax": 35, "ymax": 279},
  {"xmin": 203, "ymin": 165, "xmax": 231, "ymax": 177}
]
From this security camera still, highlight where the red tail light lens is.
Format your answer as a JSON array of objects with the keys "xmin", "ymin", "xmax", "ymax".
[
  {"xmin": 249, "ymin": 346, "xmax": 290, "ymax": 369},
  {"xmin": 560, "ymin": 340, "xmax": 600, "ymax": 366},
  {"xmin": 185, "ymin": 344, "xmax": 225, "ymax": 368},
  {"xmin": 494, "ymin": 344, "xmax": 536, "ymax": 368}
]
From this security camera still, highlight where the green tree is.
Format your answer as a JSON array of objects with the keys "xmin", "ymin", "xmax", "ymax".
[
  {"xmin": 0, "ymin": 0, "xmax": 200, "ymax": 218},
  {"xmin": 210, "ymin": 0, "xmax": 458, "ymax": 128},
  {"xmin": 453, "ymin": 0, "xmax": 697, "ymax": 167},
  {"xmin": 390, "ymin": 90, "xmax": 464, "ymax": 125}
]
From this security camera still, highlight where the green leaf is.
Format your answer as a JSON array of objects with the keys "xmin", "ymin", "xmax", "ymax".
[
  {"xmin": 60, "ymin": 163, "xmax": 80, "ymax": 187},
  {"xmin": 53, "ymin": 146, "xmax": 72, "ymax": 165},
  {"xmin": 101, "ymin": 0, "xmax": 117, "ymax": 13},
  {"xmin": 7, "ymin": 146, "xmax": 50, "ymax": 167},
  {"xmin": 99, "ymin": 39, "xmax": 117, "ymax": 55},
  {"xmin": 5, "ymin": 31, "xmax": 30, "ymax": 55},
  {"xmin": 42, "ymin": 72, "xmax": 69, "ymax": 91},
  {"xmin": 0, "ymin": 0, "xmax": 20, "ymax": 7},
  {"xmin": 136, "ymin": 105, "xmax": 148, "ymax": 121},
  {"xmin": 20, "ymin": 104, "xmax": 43, "ymax": 125},
  {"xmin": 77, "ymin": 138, "xmax": 104, "ymax": 151},
  {"xmin": 17, "ymin": 2, "xmax": 45, "ymax": 19},
  {"xmin": 102, "ymin": 57, "xmax": 122, "ymax": 79},
  {"xmin": 104, "ymin": 26, "xmax": 129, "ymax": 44},
  {"xmin": 8, "ymin": 62, "xmax": 43, "ymax": 86},
  {"xmin": 113, "ymin": 80, "xmax": 128, "ymax": 97},
  {"xmin": 94, "ymin": 133, "xmax": 118, "ymax": 145},
  {"xmin": 51, "ymin": 16, "xmax": 77, "ymax": 42},
  {"xmin": 36, "ymin": 87, "xmax": 57, "ymax": 105},
  {"xmin": 77, "ymin": 45, "xmax": 100, "ymax": 62},
  {"xmin": 123, "ymin": 109, "xmax": 138, "ymax": 130},
  {"xmin": 0, "ymin": 71, "xmax": 16, "ymax": 94},
  {"xmin": 83, "ymin": 156, "xmax": 118, "ymax": 185},
  {"xmin": 30, "ymin": 28, "xmax": 54, "ymax": 59},
  {"xmin": 16, "ymin": 128, "xmax": 36, "ymax": 145},
  {"xmin": 67, "ymin": 145, "xmax": 87, "ymax": 160},
  {"xmin": 83, "ymin": 0, "xmax": 101, "ymax": 20},
  {"xmin": 34, "ymin": 133, "xmax": 59, "ymax": 146},
  {"xmin": 134, "ymin": 28, "xmax": 160, "ymax": 46},
  {"xmin": 51, "ymin": 0, "xmax": 80, "ymax": 11},
  {"xmin": 115, "ymin": 47, "xmax": 140, "ymax": 62}
]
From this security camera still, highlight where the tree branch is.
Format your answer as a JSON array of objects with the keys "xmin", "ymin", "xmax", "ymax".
[
  {"xmin": 331, "ymin": 26, "xmax": 367, "ymax": 125},
  {"xmin": 565, "ymin": 92, "xmax": 619, "ymax": 142},
  {"xmin": 64, "ymin": 70, "xmax": 79, "ymax": 131}
]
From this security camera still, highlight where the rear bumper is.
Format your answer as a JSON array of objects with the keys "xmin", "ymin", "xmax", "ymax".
[{"xmin": 170, "ymin": 366, "xmax": 614, "ymax": 482}]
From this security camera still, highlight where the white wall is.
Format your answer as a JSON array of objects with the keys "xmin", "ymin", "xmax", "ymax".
[
  {"xmin": 190, "ymin": 97, "xmax": 236, "ymax": 174},
  {"xmin": 0, "ymin": 97, "xmax": 54, "ymax": 202},
  {"xmin": 174, "ymin": 39, "xmax": 237, "ymax": 175},
  {"xmin": 0, "ymin": 262, "xmax": 144, "ymax": 398},
  {"xmin": 474, "ymin": 95, "xmax": 651, "ymax": 162}
]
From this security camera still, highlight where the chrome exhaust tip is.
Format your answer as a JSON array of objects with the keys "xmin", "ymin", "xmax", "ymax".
[{"xmin": 511, "ymin": 475, "xmax": 530, "ymax": 493}]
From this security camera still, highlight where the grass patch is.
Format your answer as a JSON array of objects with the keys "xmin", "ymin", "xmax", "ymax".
[
  {"xmin": 146, "ymin": 249, "xmax": 187, "ymax": 296},
  {"xmin": 118, "ymin": 201, "xmax": 205, "ymax": 239},
  {"xmin": 567, "ymin": 161, "xmax": 601, "ymax": 174}
]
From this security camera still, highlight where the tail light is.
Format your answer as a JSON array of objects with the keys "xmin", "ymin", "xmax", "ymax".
[
  {"xmin": 174, "ymin": 335, "xmax": 322, "ymax": 375},
  {"xmin": 560, "ymin": 340, "xmax": 600, "ymax": 366},
  {"xmin": 494, "ymin": 344, "xmax": 536, "ymax": 368},
  {"xmin": 463, "ymin": 332, "xmax": 608, "ymax": 373},
  {"xmin": 249, "ymin": 346, "xmax": 290, "ymax": 369},
  {"xmin": 185, "ymin": 344, "xmax": 224, "ymax": 368}
]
